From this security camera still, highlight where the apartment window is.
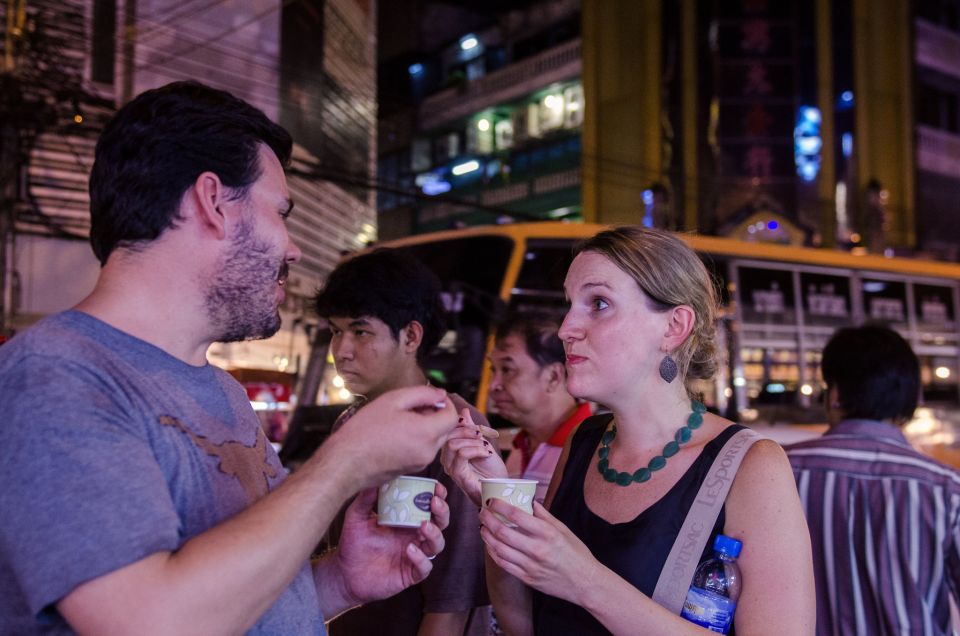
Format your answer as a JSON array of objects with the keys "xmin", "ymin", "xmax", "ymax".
[
  {"xmin": 495, "ymin": 119, "xmax": 514, "ymax": 149},
  {"xmin": 411, "ymin": 139, "xmax": 432, "ymax": 172},
  {"xmin": 91, "ymin": 0, "xmax": 116, "ymax": 85},
  {"xmin": 466, "ymin": 59, "xmax": 486, "ymax": 81},
  {"xmin": 918, "ymin": 84, "xmax": 960, "ymax": 133},
  {"xmin": 433, "ymin": 132, "xmax": 462, "ymax": 164}
]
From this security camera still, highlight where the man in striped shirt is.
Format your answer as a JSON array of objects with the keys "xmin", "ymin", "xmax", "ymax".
[{"xmin": 786, "ymin": 325, "xmax": 960, "ymax": 636}]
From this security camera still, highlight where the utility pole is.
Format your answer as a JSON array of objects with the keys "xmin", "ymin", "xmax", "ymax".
[
  {"xmin": 0, "ymin": 0, "xmax": 97, "ymax": 335},
  {"xmin": 0, "ymin": 0, "xmax": 26, "ymax": 335}
]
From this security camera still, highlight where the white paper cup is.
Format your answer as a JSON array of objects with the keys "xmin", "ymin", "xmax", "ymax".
[
  {"xmin": 377, "ymin": 475, "xmax": 438, "ymax": 527},
  {"xmin": 480, "ymin": 478, "xmax": 538, "ymax": 525}
]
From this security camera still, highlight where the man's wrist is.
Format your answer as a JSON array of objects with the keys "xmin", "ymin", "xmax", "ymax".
[
  {"xmin": 301, "ymin": 431, "xmax": 366, "ymax": 496},
  {"xmin": 315, "ymin": 548, "xmax": 362, "ymax": 619}
]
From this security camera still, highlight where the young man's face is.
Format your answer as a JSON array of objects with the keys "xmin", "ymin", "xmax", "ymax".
[{"xmin": 328, "ymin": 316, "xmax": 412, "ymax": 399}]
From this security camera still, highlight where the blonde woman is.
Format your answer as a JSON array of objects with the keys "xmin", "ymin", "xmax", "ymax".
[{"xmin": 444, "ymin": 226, "xmax": 815, "ymax": 635}]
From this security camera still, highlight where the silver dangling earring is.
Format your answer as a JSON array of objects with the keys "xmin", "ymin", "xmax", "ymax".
[{"xmin": 659, "ymin": 354, "xmax": 678, "ymax": 383}]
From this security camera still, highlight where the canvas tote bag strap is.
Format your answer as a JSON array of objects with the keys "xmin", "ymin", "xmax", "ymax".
[{"xmin": 650, "ymin": 427, "xmax": 764, "ymax": 615}]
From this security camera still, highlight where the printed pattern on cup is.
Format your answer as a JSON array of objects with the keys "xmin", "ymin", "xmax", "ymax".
[
  {"xmin": 496, "ymin": 483, "xmax": 533, "ymax": 510},
  {"xmin": 377, "ymin": 477, "xmax": 436, "ymax": 527},
  {"xmin": 480, "ymin": 479, "xmax": 538, "ymax": 525},
  {"xmin": 381, "ymin": 483, "xmax": 415, "ymax": 524}
]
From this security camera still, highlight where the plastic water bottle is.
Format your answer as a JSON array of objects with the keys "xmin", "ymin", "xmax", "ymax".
[{"xmin": 680, "ymin": 534, "xmax": 742, "ymax": 633}]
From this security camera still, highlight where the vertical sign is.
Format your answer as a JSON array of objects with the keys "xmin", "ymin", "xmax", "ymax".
[{"xmin": 714, "ymin": 0, "xmax": 797, "ymax": 225}]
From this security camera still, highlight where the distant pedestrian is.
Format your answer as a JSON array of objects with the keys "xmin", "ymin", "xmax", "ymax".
[{"xmin": 787, "ymin": 324, "xmax": 960, "ymax": 635}]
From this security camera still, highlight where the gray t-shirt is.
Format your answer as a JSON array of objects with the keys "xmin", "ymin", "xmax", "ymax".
[{"xmin": 0, "ymin": 311, "xmax": 323, "ymax": 635}]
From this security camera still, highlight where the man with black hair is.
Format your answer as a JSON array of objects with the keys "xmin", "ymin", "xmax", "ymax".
[
  {"xmin": 315, "ymin": 247, "xmax": 491, "ymax": 636},
  {"xmin": 0, "ymin": 82, "xmax": 459, "ymax": 635},
  {"xmin": 787, "ymin": 325, "xmax": 960, "ymax": 635}
]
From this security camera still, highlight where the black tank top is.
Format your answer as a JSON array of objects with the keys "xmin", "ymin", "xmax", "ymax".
[{"xmin": 532, "ymin": 414, "xmax": 745, "ymax": 635}]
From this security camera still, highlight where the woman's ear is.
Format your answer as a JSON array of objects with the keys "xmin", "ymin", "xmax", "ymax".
[{"xmin": 662, "ymin": 305, "xmax": 695, "ymax": 352}]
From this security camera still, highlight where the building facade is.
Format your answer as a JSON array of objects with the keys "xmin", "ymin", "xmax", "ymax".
[
  {"xmin": 378, "ymin": 0, "xmax": 960, "ymax": 262},
  {"xmin": 584, "ymin": 0, "xmax": 960, "ymax": 259},
  {"xmin": 2, "ymin": 0, "xmax": 378, "ymax": 389},
  {"xmin": 375, "ymin": 0, "xmax": 582, "ymax": 238}
]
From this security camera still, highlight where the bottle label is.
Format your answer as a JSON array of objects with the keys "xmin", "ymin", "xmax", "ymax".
[{"xmin": 680, "ymin": 586, "xmax": 736, "ymax": 633}]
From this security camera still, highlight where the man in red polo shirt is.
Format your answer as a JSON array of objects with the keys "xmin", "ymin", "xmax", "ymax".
[{"xmin": 489, "ymin": 316, "xmax": 592, "ymax": 504}]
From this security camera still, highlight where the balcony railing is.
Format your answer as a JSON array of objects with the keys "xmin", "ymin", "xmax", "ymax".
[
  {"xmin": 916, "ymin": 18, "xmax": 960, "ymax": 81},
  {"xmin": 419, "ymin": 38, "xmax": 581, "ymax": 130},
  {"xmin": 917, "ymin": 124, "xmax": 960, "ymax": 178}
]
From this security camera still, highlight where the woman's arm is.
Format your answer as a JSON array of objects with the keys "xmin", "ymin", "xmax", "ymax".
[
  {"xmin": 486, "ymin": 410, "xmax": 580, "ymax": 635},
  {"xmin": 481, "ymin": 500, "xmax": 715, "ymax": 636},
  {"xmin": 478, "ymin": 439, "xmax": 815, "ymax": 636},
  {"xmin": 722, "ymin": 440, "xmax": 817, "ymax": 634}
]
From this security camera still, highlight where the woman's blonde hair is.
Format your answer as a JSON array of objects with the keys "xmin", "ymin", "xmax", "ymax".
[{"xmin": 576, "ymin": 226, "xmax": 720, "ymax": 396}]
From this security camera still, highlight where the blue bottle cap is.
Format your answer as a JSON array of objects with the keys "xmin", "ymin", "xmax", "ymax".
[{"xmin": 713, "ymin": 534, "xmax": 742, "ymax": 558}]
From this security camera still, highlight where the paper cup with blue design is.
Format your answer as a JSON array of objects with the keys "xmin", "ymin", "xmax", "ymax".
[
  {"xmin": 377, "ymin": 476, "xmax": 438, "ymax": 527},
  {"xmin": 480, "ymin": 478, "xmax": 538, "ymax": 526}
]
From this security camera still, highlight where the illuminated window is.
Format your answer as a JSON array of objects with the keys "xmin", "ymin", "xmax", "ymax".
[{"xmin": 564, "ymin": 84, "xmax": 584, "ymax": 128}]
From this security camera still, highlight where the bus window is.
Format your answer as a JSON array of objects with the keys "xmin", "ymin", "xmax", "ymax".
[
  {"xmin": 915, "ymin": 283, "xmax": 957, "ymax": 344},
  {"xmin": 861, "ymin": 278, "xmax": 908, "ymax": 327},
  {"xmin": 402, "ymin": 235, "xmax": 514, "ymax": 403},
  {"xmin": 509, "ymin": 238, "xmax": 576, "ymax": 319},
  {"xmin": 737, "ymin": 266, "xmax": 797, "ymax": 326},
  {"xmin": 514, "ymin": 239, "xmax": 576, "ymax": 292},
  {"xmin": 800, "ymin": 271, "xmax": 852, "ymax": 329}
]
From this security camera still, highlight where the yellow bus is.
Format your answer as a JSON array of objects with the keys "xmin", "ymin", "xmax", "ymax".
[{"xmin": 346, "ymin": 222, "xmax": 960, "ymax": 430}]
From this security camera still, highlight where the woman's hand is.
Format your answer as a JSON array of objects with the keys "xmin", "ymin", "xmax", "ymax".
[
  {"xmin": 479, "ymin": 499, "xmax": 603, "ymax": 606},
  {"xmin": 440, "ymin": 408, "xmax": 508, "ymax": 507}
]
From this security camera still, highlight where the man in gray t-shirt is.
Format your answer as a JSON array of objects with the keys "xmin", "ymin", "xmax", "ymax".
[{"xmin": 0, "ymin": 82, "xmax": 459, "ymax": 635}]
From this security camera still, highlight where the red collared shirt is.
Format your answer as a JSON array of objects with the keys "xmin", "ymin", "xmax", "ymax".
[{"xmin": 506, "ymin": 402, "xmax": 592, "ymax": 504}]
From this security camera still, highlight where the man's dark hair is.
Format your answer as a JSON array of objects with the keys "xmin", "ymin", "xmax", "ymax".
[
  {"xmin": 315, "ymin": 248, "xmax": 445, "ymax": 360},
  {"xmin": 88, "ymin": 81, "xmax": 293, "ymax": 265},
  {"xmin": 495, "ymin": 315, "xmax": 565, "ymax": 369},
  {"xmin": 822, "ymin": 324, "xmax": 920, "ymax": 422}
]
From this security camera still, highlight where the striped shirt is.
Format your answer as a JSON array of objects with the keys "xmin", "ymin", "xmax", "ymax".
[{"xmin": 786, "ymin": 419, "xmax": 960, "ymax": 636}]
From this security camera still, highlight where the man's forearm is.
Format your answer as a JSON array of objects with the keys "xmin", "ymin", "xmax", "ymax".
[{"xmin": 59, "ymin": 435, "xmax": 364, "ymax": 635}]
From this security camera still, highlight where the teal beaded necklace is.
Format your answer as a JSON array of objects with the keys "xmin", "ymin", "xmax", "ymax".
[{"xmin": 597, "ymin": 400, "xmax": 707, "ymax": 486}]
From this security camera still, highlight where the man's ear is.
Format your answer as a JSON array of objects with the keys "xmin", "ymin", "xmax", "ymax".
[
  {"xmin": 543, "ymin": 361, "xmax": 565, "ymax": 393},
  {"xmin": 402, "ymin": 321, "xmax": 425, "ymax": 354},
  {"xmin": 188, "ymin": 171, "xmax": 229, "ymax": 241},
  {"xmin": 662, "ymin": 305, "xmax": 696, "ymax": 352}
]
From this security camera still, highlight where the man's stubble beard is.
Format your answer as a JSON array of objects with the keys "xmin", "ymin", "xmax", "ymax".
[{"xmin": 205, "ymin": 214, "xmax": 284, "ymax": 343}]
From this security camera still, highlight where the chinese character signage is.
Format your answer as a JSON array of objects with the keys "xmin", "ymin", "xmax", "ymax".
[{"xmin": 714, "ymin": 0, "xmax": 797, "ymax": 224}]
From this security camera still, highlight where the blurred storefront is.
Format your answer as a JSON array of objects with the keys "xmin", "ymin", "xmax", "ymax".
[{"xmin": 2, "ymin": 0, "xmax": 379, "ymax": 424}]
